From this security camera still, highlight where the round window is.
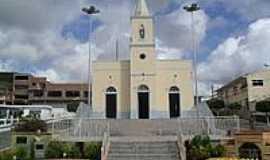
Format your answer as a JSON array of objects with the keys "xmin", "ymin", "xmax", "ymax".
[{"xmin": 140, "ymin": 54, "xmax": 146, "ymax": 60}]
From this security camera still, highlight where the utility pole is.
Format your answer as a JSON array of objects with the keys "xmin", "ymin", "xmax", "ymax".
[
  {"xmin": 82, "ymin": 6, "xmax": 100, "ymax": 107},
  {"xmin": 184, "ymin": 3, "xmax": 201, "ymax": 118},
  {"xmin": 116, "ymin": 39, "xmax": 119, "ymax": 61}
]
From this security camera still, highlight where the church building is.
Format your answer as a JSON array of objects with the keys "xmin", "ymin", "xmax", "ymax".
[{"xmin": 92, "ymin": 0, "xmax": 194, "ymax": 119}]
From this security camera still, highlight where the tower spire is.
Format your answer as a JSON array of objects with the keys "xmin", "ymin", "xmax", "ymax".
[{"xmin": 135, "ymin": 0, "xmax": 150, "ymax": 16}]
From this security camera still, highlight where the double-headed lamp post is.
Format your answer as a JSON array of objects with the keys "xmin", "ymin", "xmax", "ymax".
[
  {"xmin": 184, "ymin": 3, "xmax": 200, "ymax": 118},
  {"xmin": 82, "ymin": 6, "xmax": 100, "ymax": 106}
]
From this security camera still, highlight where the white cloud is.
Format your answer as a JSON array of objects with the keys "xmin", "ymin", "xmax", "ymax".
[
  {"xmin": 156, "ymin": 4, "xmax": 208, "ymax": 59},
  {"xmin": 36, "ymin": 69, "xmax": 61, "ymax": 82},
  {"xmin": 223, "ymin": 0, "xmax": 270, "ymax": 21},
  {"xmin": 0, "ymin": 0, "xmax": 81, "ymax": 32},
  {"xmin": 0, "ymin": 0, "xmax": 269, "ymax": 94},
  {"xmin": 199, "ymin": 18, "xmax": 270, "ymax": 92}
]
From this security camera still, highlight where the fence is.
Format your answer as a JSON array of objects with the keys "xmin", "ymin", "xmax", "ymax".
[{"xmin": 51, "ymin": 116, "xmax": 240, "ymax": 141}]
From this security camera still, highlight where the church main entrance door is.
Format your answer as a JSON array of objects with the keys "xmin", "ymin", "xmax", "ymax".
[
  {"xmin": 105, "ymin": 87, "xmax": 117, "ymax": 119},
  {"xmin": 138, "ymin": 85, "xmax": 150, "ymax": 119},
  {"xmin": 169, "ymin": 86, "xmax": 180, "ymax": 118},
  {"xmin": 169, "ymin": 93, "xmax": 180, "ymax": 118}
]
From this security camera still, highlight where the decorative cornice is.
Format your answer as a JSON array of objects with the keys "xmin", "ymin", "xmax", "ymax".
[
  {"xmin": 131, "ymin": 16, "xmax": 153, "ymax": 20},
  {"xmin": 130, "ymin": 44, "xmax": 155, "ymax": 47},
  {"xmin": 131, "ymin": 73, "xmax": 156, "ymax": 77}
]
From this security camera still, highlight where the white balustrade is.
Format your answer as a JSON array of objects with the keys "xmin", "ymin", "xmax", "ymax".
[{"xmin": 50, "ymin": 116, "xmax": 240, "ymax": 141}]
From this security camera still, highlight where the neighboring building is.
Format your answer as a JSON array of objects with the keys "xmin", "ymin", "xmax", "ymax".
[
  {"xmin": 0, "ymin": 105, "xmax": 75, "ymax": 127},
  {"xmin": 216, "ymin": 69, "xmax": 270, "ymax": 115},
  {"xmin": 0, "ymin": 72, "xmax": 15, "ymax": 105},
  {"xmin": 0, "ymin": 72, "xmax": 89, "ymax": 108},
  {"xmin": 92, "ymin": 0, "xmax": 194, "ymax": 119},
  {"xmin": 12, "ymin": 132, "xmax": 51, "ymax": 159},
  {"xmin": 223, "ymin": 130, "xmax": 270, "ymax": 159}
]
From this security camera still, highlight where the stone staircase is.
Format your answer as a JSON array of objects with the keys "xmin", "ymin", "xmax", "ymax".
[{"xmin": 107, "ymin": 136, "xmax": 181, "ymax": 160}]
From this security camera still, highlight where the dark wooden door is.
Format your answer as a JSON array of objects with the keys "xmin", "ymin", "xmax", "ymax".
[
  {"xmin": 138, "ymin": 92, "xmax": 149, "ymax": 119},
  {"xmin": 106, "ymin": 94, "xmax": 117, "ymax": 118},
  {"xmin": 169, "ymin": 93, "xmax": 180, "ymax": 118}
]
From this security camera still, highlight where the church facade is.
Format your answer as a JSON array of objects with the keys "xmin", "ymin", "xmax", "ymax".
[{"xmin": 92, "ymin": 0, "xmax": 194, "ymax": 119}]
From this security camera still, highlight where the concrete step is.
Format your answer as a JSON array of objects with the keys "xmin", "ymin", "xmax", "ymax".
[
  {"xmin": 107, "ymin": 136, "xmax": 180, "ymax": 160},
  {"xmin": 110, "ymin": 143, "xmax": 177, "ymax": 150},
  {"xmin": 109, "ymin": 147, "xmax": 178, "ymax": 154},
  {"xmin": 108, "ymin": 153, "xmax": 179, "ymax": 160}
]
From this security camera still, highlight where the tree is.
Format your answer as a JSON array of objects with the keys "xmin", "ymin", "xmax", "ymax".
[
  {"xmin": 45, "ymin": 141, "xmax": 64, "ymax": 158},
  {"xmin": 45, "ymin": 141, "xmax": 81, "ymax": 159},
  {"xmin": 65, "ymin": 144, "xmax": 81, "ymax": 158},
  {"xmin": 84, "ymin": 142, "xmax": 101, "ymax": 160},
  {"xmin": 14, "ymin": 116, "xmax": 47, "ymax": 133},
  {"xmin": 0, "ymin": 150, "xmax": 14, "ymax": 160},
  {"xmin": 67, "ymin": 101, "xmax": 80, "ymax": 112},
  {"xmin": 186, "ymin": 135, "xmax": 225, "ymax": 160},
  {"xmin": 256, "ymin": 101, "xmax": 270, "ymax": 126},
  {"xmin": 207, "ymin": 99, "xmax": 225, "ymax": 116},
  {"xmin": 15, "ymin": 147, "xmax": 28, "ymax": 160},
  {"xmin": 227, "ymin": 103, "xmax": 242, "ymax": 115}
]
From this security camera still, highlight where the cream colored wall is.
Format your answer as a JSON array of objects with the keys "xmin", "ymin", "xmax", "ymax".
[
  {"xmin": 156, "ymin": 60, "xmax": 194, "ymax": 112},
  {"xmin": 92, "ymin": 2, "xmax": 195, "ymax": 119},
  {"xmin": 130, "ymin": 47, "xmax": 156, "ymax": 74},
  {"xmin": 130, "ymin": 18, "xmax": 154, "ymax": 45},
  {"xmin": 130, "ymin": 15, "xmax": 157, "ymax": 118},
  {"xmin": 247, "ymin": 70, "xmax": 270, "ymax": 102},
  {"xmin": 130, "ymin": 46, "xmax": 157, "ymax": 118},
  {"xmin": 217, "ymin": 77, "xmax": 248, "ymax": 107},
  {"xmin": 130, "ymin": 74, "xmax": 157, "ymax": 118},
  {"xmin": 92, "ymin": 61, "xmax": 130, "ymax": 118},
  {"xmin": 225, "ymin": 82, "xmax": 248, "ymax": 105}
]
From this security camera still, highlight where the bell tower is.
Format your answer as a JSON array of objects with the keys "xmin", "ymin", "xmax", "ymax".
[
  {"xmin": 130, "ymin": 0, "xmax": 156, "ymax": 119},
  {"xmin": 130, "ymin": 0, "xmax": 155, "ymax": 74}
]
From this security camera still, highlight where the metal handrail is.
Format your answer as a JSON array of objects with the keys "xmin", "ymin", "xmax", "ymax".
[{"xmin": 101, "ymin": 132, "xmax": 110, "ymax": 160}]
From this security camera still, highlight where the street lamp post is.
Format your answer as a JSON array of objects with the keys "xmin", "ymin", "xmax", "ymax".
[
  {"xmin": 184, "ymin": 3, "xmax": 200, "ymax": 118},
  {"xmin": 82, "ymin": 6, "xmax": 100, "ymax": 107}
]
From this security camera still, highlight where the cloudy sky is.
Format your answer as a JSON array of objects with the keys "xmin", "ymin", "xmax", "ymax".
[{"xmin": 0, "ymin": 0, "xmax": 270, "ymax": 96}]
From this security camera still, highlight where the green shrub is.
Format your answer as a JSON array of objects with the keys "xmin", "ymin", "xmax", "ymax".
[
  {"xmin": 186, "ymin": 135, "xmax": 226, "ymax": 160},
  {"xmin": 207, "ymin": 99, "xmax": 225, "ymax": 110},
  {"xmin": 212, "ymin": 144, "xmax": 225, "ymax": 157},
  {"xmin": 14, "ymin": 117, "xmax": 47, "ymax": 133},
  {"xmin": 0, "ymin": 147, "xmax": 34, "ymax": 160},
  {"xmin": 67, "ymin": 101, "xmax": 80, "ymax": 112},
  {"xmin": 84, "ymin": 142, "xmax": 101, "ymax": 160},
  {"xmin": 66, "ymin": 144, "xmax": 81, "ymax": 158},
  {"xmin": 45, "ymin": 141, "xmax": 65, "ymax": 158},
  {"xmin": 256, "ymin": 101, "xmax": 270, "ymax": 113},
  {"xmin": 227, "ymin": 103, "xmax": 242, "ymax": 111},
  {"xmin": 0, "ymin": 150, "xmax": 14, "ymax": 160},
  {"xmin": 15, "ymin": 147, "xmax": 28, "ymax": 159},
  {"xmin": 45, "ymin": 141, "xmax": 81, "ymax": 159}
]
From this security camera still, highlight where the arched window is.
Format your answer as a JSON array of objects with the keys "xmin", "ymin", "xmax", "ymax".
[
  {"xmin": 169, "ymin": 86, "xmax": 180, "ymax": 93},
  {"xmin": 169, "ymin": 86, "xmax": 180, "ymax": 118},
  {"xmin": 137, "ymin": 85, "xmax": 150, "ymax": 119},
  {"xmin": 105, "ymin": 86, "xmax": 117, "ymax": 119},
  {"xmin": 138, "ymin": 85, "xmax": 149, "ymax": 92},
  {"xmin": 106, "ymin": 87, "xmax": 117, "ymax": 93}
]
